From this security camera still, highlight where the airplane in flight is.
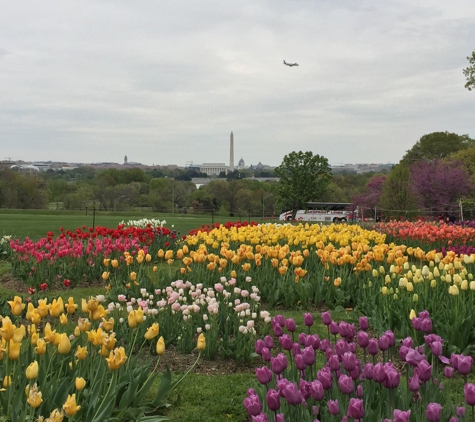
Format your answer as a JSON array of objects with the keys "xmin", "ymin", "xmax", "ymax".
[{"xmin": 283, "ymin": 60, "xmax": 299, "ymax": 67}]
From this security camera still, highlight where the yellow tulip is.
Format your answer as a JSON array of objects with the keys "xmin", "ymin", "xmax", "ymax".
[
  {"xmin": 104, "ymin": 333, "xmax": 117, "ymax": 350},
  {"xmin": 7, "ymin": 296, "xmax": 25, "ymax": 316},
  {"xmin": 81, "ymin": 299, "xmax": 89, "ymax": 313},
  {"xmin": 144, "ymin": 323, "xmax": 159, "ymax": 340},
  {"xmin": 59, "ymin": 314, "xmax": 68, "ymax": 326},
  {"xmin": 409, "ymin": 309, "xmax": 416, "ymax": 320},
  {"xmin": 111, "ymin": 259, "xmax": 119, "ymax": 268},
  {"xmin": 462, "ymin": 279, "xmax": 469, "ymax": 291},
  {"xmin": 75, "ymin": 377, "xmax": 86, "ymax": 391},
  {"xmin": 49, "ymin": 298, "xmax": 64, "ymax": 318},
  {"xmin": 63, "ymin": 393, "xmax": 81, "ymax": 416},
  {"xmin": 0, "ymin": 316, "xmax": 15, "ymax": 341},
  {"xmin": 27, "ymin": 384, "xmax": 43, "ymax": 408},
  {"xmin": 37, "ymin": 299, "xmax": 50, "ymax": 318},
  {"xmin": 75, "ymin": 345, "xmax": 88, "ymax": 360},
  {"xmin": 3, "ymin": 376, "xmax": 11, "ymax": 388},
  {"xmin": 449, "ymin": 285, "xmax": 460, "ymax": 296},
  {"xmin": 406, "ymin": 282, "xmax": 414, "ymax": 292},
  {"xmin": 157, "ymin": 249, "xmax": 164, "ymax": 258},
  {"xmin": 57, "ymin": 333, "xmax": 71, "ymax": 354},
  {"xmin": 130, "ymin": 272, "xmax": 137, "ymax": 282},
  {"xmin": 35, "ymin": 338, "xmax": 47, "ymax": 355},
  {"xmin": 470, "ymin": 281, "xmax": 475, "ymax": 291},
  {"xmin": 105, "ymin": 347, "xmax": 127, "ymax": 370},
  {"xmin": 156, "ymin": 336, "xmax": 165, "ymax": 355},
  {"xmin": 103, "ymin": 258, "xmax": 110, "ymax": 266},
  {"xmin": 26, "ymin": 361, "xmax": 39, "ymax": 379},
  {"xmin": 47, "ymin": 409, "xmax": 64, "ymax": 422},
  {"xmin": 197, "ymin": 333, "xmax": 206, "ymax": 351},
  {"xmin": 165, "ymin": 250, "xmax": 174, "ymax": 260},
  {"xmin": 134, "ymin": 308, "xmax": 144, "ymax": 324},
  {"xmin": 152, "ymin": 266, "xmax": 158, "ymax": 272},
  {"xmin": 127, "ymin": 312, "xmax": 137, "ymax": 328},
  {"xmin": 102, "ymin": 317, "xmax": 115, "ymax": 332},
  {"xmin": 62, "ymin": 297, "xmax": 77, "ymax": 316},
  {"xmin": 77, "ymin": 318, "xmax": 91, "ymax": 332},
  {"xmin": 413, "ymin": 294, "xmax": 418, "ymax": 302},
  {"xmin": 13, "ymin": 325, "xmax": 26, "ymax": 343},
  {"xmin": 91, "ymin": 305, "xmax": 107, "ymax": 321},
  {"xmin": 8, "ymin": 340, "xmax": 20, "ymax": 360},
  {"xmin": 44, "ymin": 323, "xmax": 57, "ymax": 343}
]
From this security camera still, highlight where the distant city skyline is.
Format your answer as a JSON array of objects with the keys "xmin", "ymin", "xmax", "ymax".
[{"xmin": 1, "ymin": 2, "xmax": 474, "ymax": 166}]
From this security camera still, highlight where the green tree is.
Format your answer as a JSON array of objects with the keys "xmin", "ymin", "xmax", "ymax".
[
  {"xmin": 379, "ymin": 164, "xmax": 418, "ymax": 219},
  {"xmin": 463, "ymin": 50, "xmax": 475, "ymax": 91},
  {"xmin": 401, "ymin": 132, "xmax": 475, "ymax": 164},
  {"xmin": 272, "ymin": 151, "xmax": 332, "ymax": 216}
]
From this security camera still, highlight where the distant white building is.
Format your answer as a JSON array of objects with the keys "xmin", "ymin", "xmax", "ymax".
[{"xmin": 199, "ymin": 163, "xmax": 228, "ymax": 176}]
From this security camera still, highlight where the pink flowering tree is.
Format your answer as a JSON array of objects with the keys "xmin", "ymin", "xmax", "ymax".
[
  {"xmin": 351, "ymin": 174, "xmax": 386, "ymax": 219},
  {"xmin": 409, "ymin": 160, "xmax": 474, "ymax": 215}
]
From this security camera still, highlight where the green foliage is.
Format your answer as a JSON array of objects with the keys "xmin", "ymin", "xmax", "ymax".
[
  {"xmin": 378, "ymin": 164, "xmax": 419, "ymax": 218},
  {"xmin": 273, "ymin": 151, "xmax": 332, "ymax": 216},
  {"xmin": 401, "ymin": 131, "xmax": 475, "ymax": 164},
  {"xmin": 463, "ymin": 50, "xmax": 475, "ymax": 91}
]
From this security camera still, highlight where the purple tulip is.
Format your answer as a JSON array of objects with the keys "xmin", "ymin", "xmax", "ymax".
[
  {"xmin": 264, "ymin": 335, "xmax": 274, "ymax": 349},
  {"xmin": 457, "ymin": 406, "xmax": 466, "ymax": 417},
  {"xmin": 367, "ymin": 339, "xmax": 379, "ymax": 355},
  {"xmin": 285, "ymin": 318, "xmax": 296, "ymax": 333},
  {"xmin": 421, "ymin": 318, "xmax": 433, "ymax": 333},
  {"xmin": 261, "ymin": 347, "xmax": 271, "ymax": 362},
  {"xmin": 328, "ymin": 354, "xmax": 340, "ymax": 371},
  {"xmin": 299, "ymin": 333, "xmax": 307, "ymax": 346},
  {"xmin": 303, "ymin": 346, "xmax": 316, "ymax": 366},
  {"xmin": 271, "ymin": 353, "xmax": 288, "ymax": 375},
  {"xmin": 357, "ymin": 331, "xmax": 369, "ymax": 348},
  {"xmin": 291, "ymin": 342, "xmax": 301, "ymax": 357},
  {"xmin": 444, "ymin": 366, "xmax": 455, "ymax": 378},
  {"xmin": 399, "ymin": 345, "xmax": 409, "ymax": 362},
  {"xmin": 408, "ymin": 372, "xmax": 420, "ymax": 392},
  {"xmin": 448, "ymin": 418, "xmax": 458, "ymax": 422},
  {"xmin": 457, "ymin": 355, "xmax": 473, "ymax": 376},
  {"xmin": 384, "ymin": 330, "xmax": 396, "ymax": 347},
  {"xmin": 312, "ymin": 405, "xmax": 319, "ymax": 415},
  {"xmin": 304, "ymin": 313, "xmax": 314, "ymax": 327},
  {"xmin": 281, "ymin": 382, "xmax": 302, "ymax": 405},
  {"xmin": 299, "ymin": 379, "xmax": 312, "ymax": 400},
  {"xmin": 329, "ymin": 321, "xmax": 339, "ymax": 335},
  {"xmin": 251, "ymin": 414, "xmax": 268, "ymax": 422},
  {"xmin": 319, "ymin": 339, "xmax": 332, "ymax": 352},
  {"xmin": 321, "ymin": 311, "xmax": 332, "ymax": 326},
  {"xmin": 273, "ymin": 324, "xmax": 283, "ymax": 337},
  {"xmin": 426, "ymin": 403, "xmax": 442, "ymax": 422},
  {"xmin": 417, "ymin": 359, "xmax": 432, "ymax": 382},
  {"xmin": 310, "ymin": 380, "xmax": 325, "ymax": 400},
  {"xmin": 295, "ymin": 354, "xmax": 306, "ymax": 371},
  {"xmin": 275, "ymin": 414, "xmax": 284, "ymax": 422},
  {"xmin": 342, "ymin": 352, "xmax": 359, "ymax": 372},
  {"xmin": 359, "ymin": 316, "xmax": 369, "ymax": 331},
  {"xmin": 335, "ymin": 339, "xmax": 350, "ymax": 356},
  {"xmin": 401, "ymin": 337, "xmax": 413, "ymax": 348},
  {"xmin": 451, "ymin": 353, "xmax": 460, "ymax": 370},
  {"xmin": 338, "ymin": 374, "xmax": 354, "ymax": 394},
  {"xmin": 405, "ymin": 348, "xmax": 425, "ymax": 367},
  {"xmin": 328, "ymin": 400, "xmax": 340, "ymax": 415},
  {"xmin": 244, "ymin": 395, "xmax": 262, "ymax": 416},
  {"xmin": 273, "ymin": 315, "xmax": 285, "ymax": 327},
  {"xmin": 362, "ymin": 363, "xmax": 374, "ymax": 380},
  {"xmin": 266, "ymin": 389, "xmax": 281, "ymax": 411},
  {"xmin": 356, "ymin": 385, "xmax": 364, "ymax": 398},
  {"xmin": 347, "ymin": 398, "xmax": 364, "ymax": 419},
  {"xmin": 430, "ymin": 341, "xmax": 443, "ymax": 357},
  {"xmin": 317, "ymin": 367, "xmax": 333, "ymax": 390},
  {"xmin": 379, "ymin": 334, "xmax": 390, "ymax": 351},
  {"xmin": 411, "ymin": 317, "xmax": 422, "ymax": 331},
  {"xmin": 419, "ymin": 310, "xmax": 430, "ymax": 320},
  {"xmin": 255, "ymin": 339, "xmax": 265, "ymax": 355},
  {"xmin": 308, "ymin": 334, "xmax": 321, "ymax": 350},
  {"xmin": 393, "ymin": 409, "xmax": 411, "ymax": 422},
  {"xmin": 255, "ymin": 366, "xmax": 273, "ymax": 385},
  {"xmin": 373, "ymin": 363, "xmax": 387, "ymax": 383},
  {"xmin": 464, "ymin": 383, "xmax": 475, "ymax": 406},
  {"xmin": 382, "ymin": 363, "xmax": 400, "ymax": 389},
  {"xmin": 279, "ymin": 334, "xmax": 293, "ymax": 351}
]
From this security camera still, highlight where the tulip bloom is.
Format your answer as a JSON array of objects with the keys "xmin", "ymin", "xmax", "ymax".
[
  {"xmin": 63, "ymin": 394, "xmax": 81, "ymax": 416},
  {"xmin": 65, "ymin": 297, "xmax": 78, "ymax": 315},
  {"xmin": 464, "ymin": 383, "xmax": 475, "ymax": 406},
  {"xmin": 197, "ymin": 333, "xmax": 206, "ymax": 351},
  {"xmin": 75, "ymin": 377, "xmax": 86, "ymax": 391},
  {"xmin": 426, "ymin": 403, "xmax": 442, "ymax": 422},
  {"xmin": 0, "ymin": 316, "xmax": 15, "ymax": 341},
  {"xmin": 8, "ymin": 340, "xmax": 21, "ymax": 360},
  {"xmin": 75, "ymin": 345, "xmax": 88, "ymax": 360},
  {"xmin": 7, "ymin": 296, "xmax": 25, "ymax": 316},
  {"xmin": 27, "ymin": 384, "xmax": 43, "ymax": 408},
  {"xmin": 144, "ymin": 323, "xmax": 159, "ymax": 340},
  {"xmin": 26, "ymin": 361, "xmax": 39, "ymax": 380},
  {"xmin": 156, "ymin": 336, "xmax": 165, "ymax": 355},
  {"xmin": 106, "ymin": 347, "xmax": 127, "ymax": 370},
  {"xmin": 57, "ymin": 333, "xmax": 71, "ymax": 354}
]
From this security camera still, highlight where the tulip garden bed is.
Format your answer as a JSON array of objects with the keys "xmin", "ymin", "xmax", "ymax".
[{"xmin": 3, "ymin": 219, "xmax": 475, "ymax": 421}]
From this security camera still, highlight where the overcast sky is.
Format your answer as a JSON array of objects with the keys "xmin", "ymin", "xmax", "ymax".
[{"xmin": 1, "ymin": 1, "xmax": 474, "ymax": 167}]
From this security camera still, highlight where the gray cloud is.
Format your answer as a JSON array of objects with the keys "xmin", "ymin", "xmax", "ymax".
[{"xmin": 0, "ymin": 0, "xmax": 474, "ymax": 166}]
